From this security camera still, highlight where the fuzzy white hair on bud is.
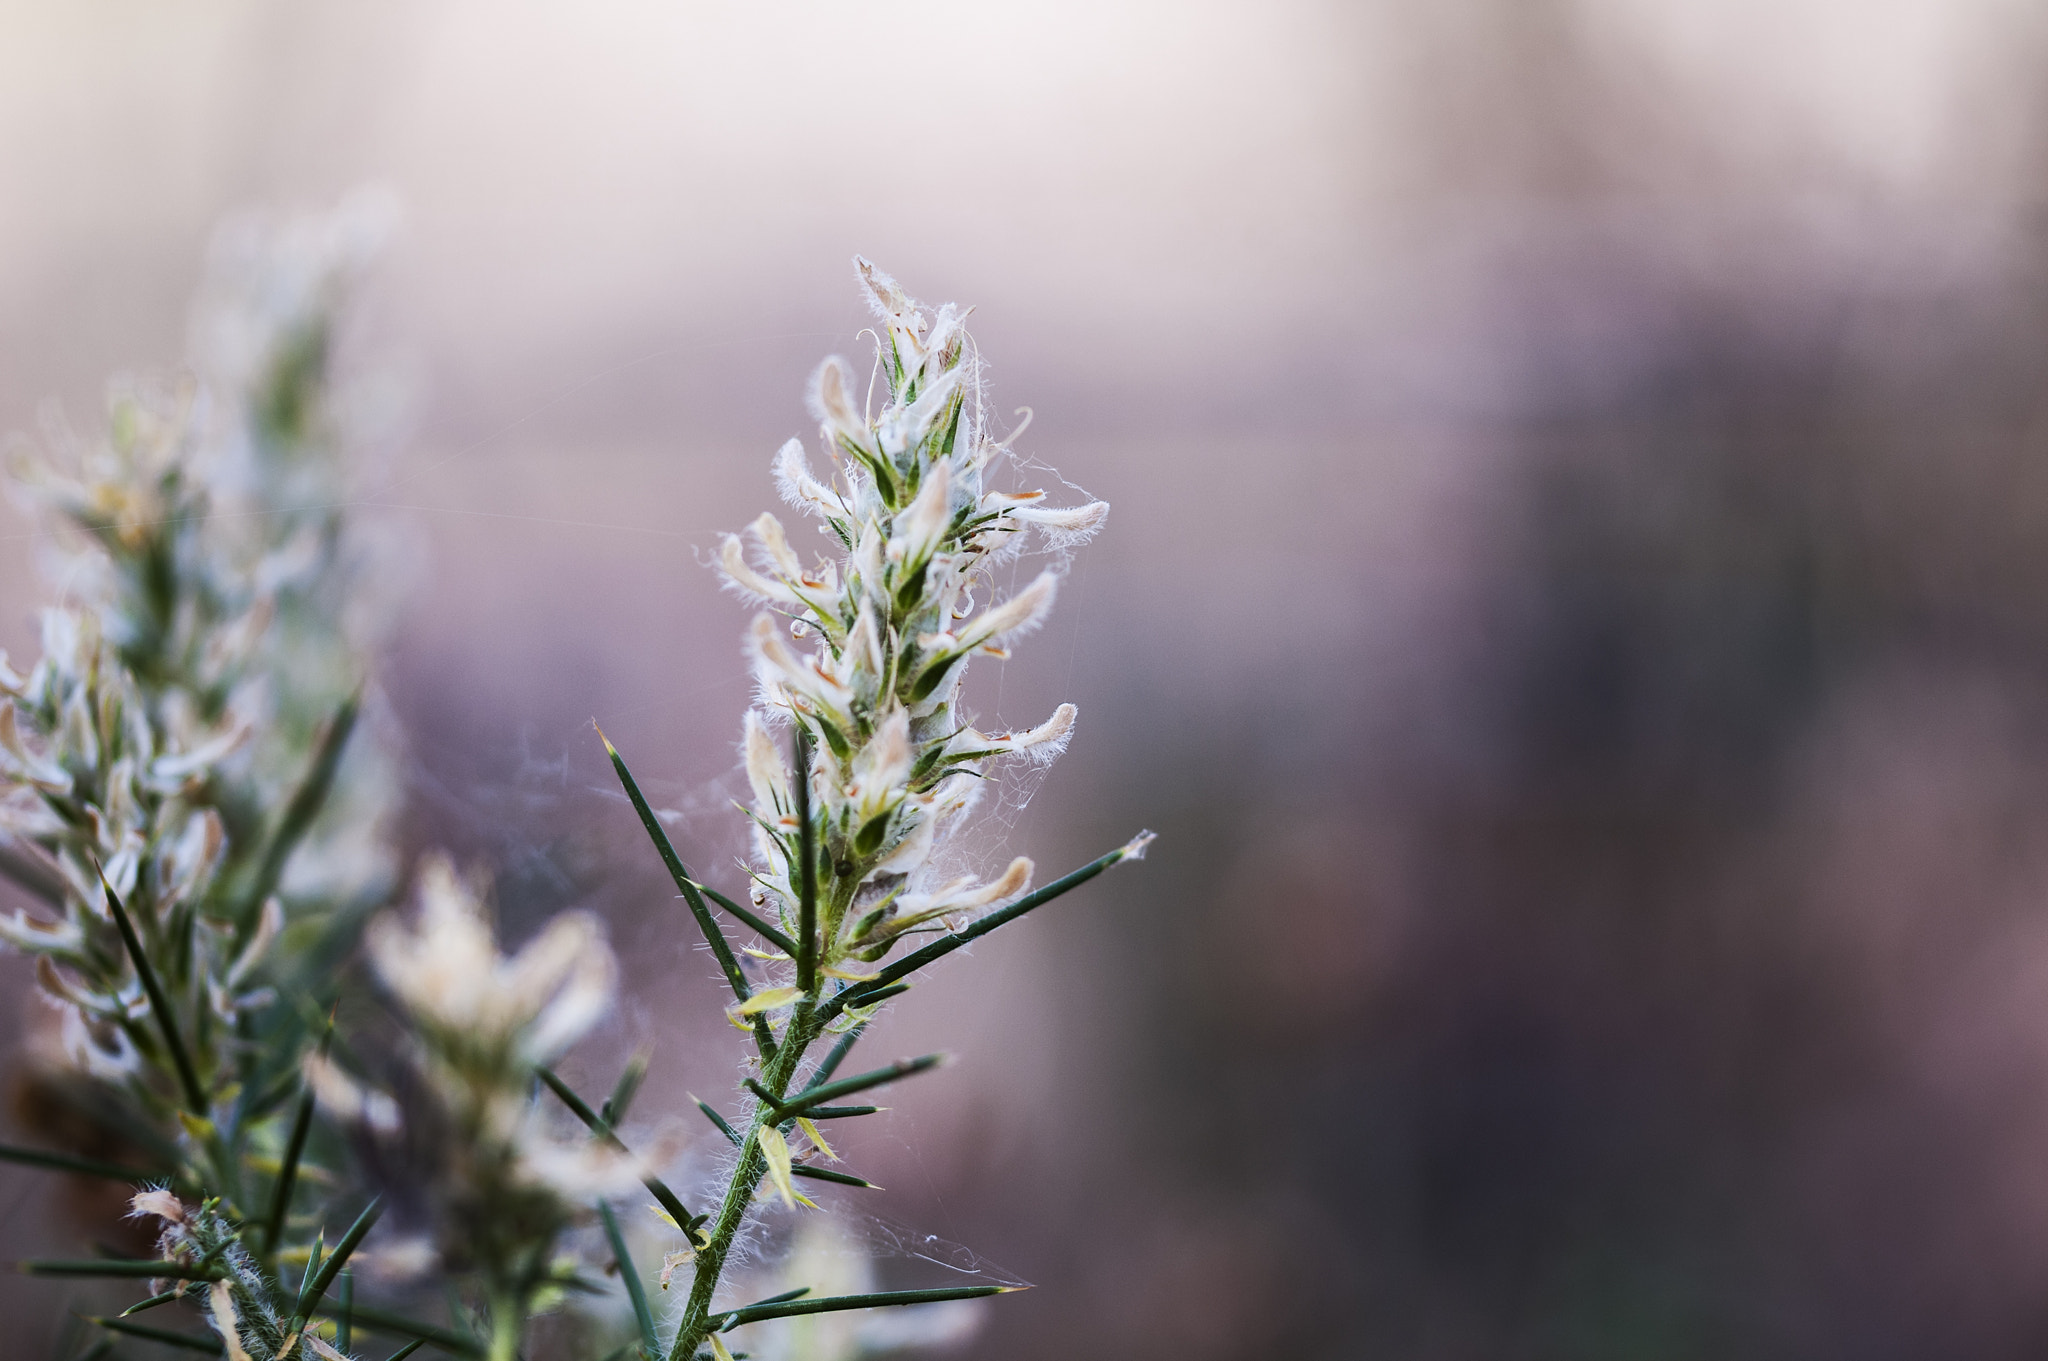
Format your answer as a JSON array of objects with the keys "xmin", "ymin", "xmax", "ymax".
[
  {"xmin": 129, "ymin": 1187, "xmax": 188, "ymax": 1225},
  {"xmin": 1011, "ymin": 498, "xmax": 1110, "ymax": 546},
  {"xmin": 807, "ymin": 355, "xmax": 868, "ymax": 451},
  {"xmin": 957, "ymin": 570, "xmax": 1059, "ymax": 652},
  {"xmin": 750, "ymin": 512, "xmax": 804, "ymax": 580},
  {"xmin": 747, "ymin": 612, "xmax": 853, "ymax": 716},
  {"xmin": 960, "ymin": 702, "xmax": 1077, "ymax": 766},
  {"xmin": 719, "ymin": 535, "xmax": 801, "ymax": 608},
  {"xmin": 854, "ymin": 255, "xmax": 911, "ymax": 322},
  {"xmin": 743, "ymin": 709, "xmax": 790, "ymax": 815},
  {"xmin": 894, "ymin": 461, "xmax": 952, "ymax": 567},
  {"xmin": 774, "ymin": 437, "xmax": 845, "ymax": 518}
]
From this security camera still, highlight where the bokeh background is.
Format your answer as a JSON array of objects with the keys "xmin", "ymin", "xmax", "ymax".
[{"xmin": 9, "ymin": 1, "xmax": 2048, "ymax": 1356}]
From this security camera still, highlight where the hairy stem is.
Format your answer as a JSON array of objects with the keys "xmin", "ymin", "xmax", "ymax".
[{"xmin": 670, "ymin": 997, "xmax": 823, "ymax": 1360}]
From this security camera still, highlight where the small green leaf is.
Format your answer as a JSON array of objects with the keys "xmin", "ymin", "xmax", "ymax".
[
  {"xmin": 808, "ymin": 711, "xmax": 854, "ymax": 767},
  {"xmin": 693, "ymin": 1097, "xmax": 741, "ymax": 1147},
  {"xmin": 98, "ymin": 867, "xmax": 207, "ymax": 1116},
  {"xmin": 602, "ymin": 1050, "xmax": 650, "ymax": 1128},
  {"xmin": 294, "ymin": 1197, "xmax": 382, "ymax": 1324},
  {"xmin": 789, "ymin": 1165, "xmax": 876, "ymax": 1190},
  {"xmin": 741, "ymin": 1287, "xmax": 809, "ymax": 1308},
  {"xmin": 852, "ymin": 811, "xmax": 890, "ymax": 859},
  {"xmin": 23, "ymin": 1260, "xmax": 223, "ymax": 1281},
  {"xmin": 821, "ymin": 837, "xmax": 1149, "ymax": 1023},
  {"xmin": 772, "ymin": 1055, "xmax": 944, "ymax": 1119},
  {"xmin": 906, "ymin": 654, "xmax": 962, "ymax": 705},
  {"xmin": 601, "ymin": 1200, "xmax": 659, "ymax": 1358},
  {"xmin": 718, "ymin": 1285, "xmax": 1007, "ymax": 1329},
  {"xmin": 86, "ymin": 1316, "xmax": 223, "ymax": 1353},
  {"xmin": 0, "ymin": 1142, "xmax": 164, "ymax": 1184}
]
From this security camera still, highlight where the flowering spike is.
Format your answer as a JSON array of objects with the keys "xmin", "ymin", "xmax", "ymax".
[{"xmin": 648, "ymin": 261, "xmax": 1146, "ymax": 1361}]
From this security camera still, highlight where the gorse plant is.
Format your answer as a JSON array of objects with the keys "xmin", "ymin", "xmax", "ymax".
[
  {"xmin": 0, "ymin": 197, "xmax": 401, "ymax": 1193},
  {"xmin": 0, "ymin": 241, "xmax": 1147, "ymax": 1361},
  {"xmin": 0, "ymin": 200, "xmax": 407, "ymax": 1359},
  {"xmin": 593, "ymin": 257, "xmax": 1152, "ymax": 1361},
  {"xmin": 307, "ymin": 857, "xmax": 645, "ymax": 1361}
]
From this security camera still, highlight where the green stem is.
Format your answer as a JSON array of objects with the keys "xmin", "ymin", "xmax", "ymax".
[
  {"xmin": 670, "ymin": 997, "xmax": 822, "ymax": 1361},
  {"xmin": 487, "ymin": 1290, "xmax": 523, "ymax": 1361}
]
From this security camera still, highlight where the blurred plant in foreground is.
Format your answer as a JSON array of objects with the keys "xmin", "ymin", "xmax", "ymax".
[
  {"xmin": 0, "ymin": 196, "xmax": 407, "ymax": 1358},
  {"xmin": 307, "ymin": 857, "xmax": 645, "ymax": 1361},
  {"xmin": 594, "ymin": 257, "xmax": 1152, "ymax": 1361}
]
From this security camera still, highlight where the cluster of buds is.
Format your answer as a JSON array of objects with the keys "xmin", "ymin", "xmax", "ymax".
[
  {"xmin": 0, "ymin": 199, "xmax": 402, "ymax": 1152},
  {"xmin": 719, "ymin": 258, "xmax": 1108, "ymax": 989},
  {"xmin": 0, "ymin": 607, "xmax": 262, "ymax": 1088},
  {"xmin": 126, "ymin": 1189, "xmax": 352, "ymax": 1361}
]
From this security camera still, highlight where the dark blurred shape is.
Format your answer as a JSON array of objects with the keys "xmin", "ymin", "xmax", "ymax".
[{"xmin": 1027, "ymin": 222, "xmax": 2048, "ymax": 1361}]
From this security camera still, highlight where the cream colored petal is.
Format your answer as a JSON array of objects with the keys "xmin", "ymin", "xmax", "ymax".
[{"xmin": 209, "ymin": 1281, "xmax": 253, "ymax": 1361}]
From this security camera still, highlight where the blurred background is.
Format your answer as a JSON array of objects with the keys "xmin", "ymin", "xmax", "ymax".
[{"xmin": 9, "ymin": 1, "xmax": 2048, "ymax": 1356}]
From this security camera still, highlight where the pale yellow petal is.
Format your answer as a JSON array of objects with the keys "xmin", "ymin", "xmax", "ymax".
[
  {"xmin": 756, "ymin": 1123, "xmax": 796, "ymax": 1206},
  {"xmin": 796, "ymin": 1116, "xmax": 838, "ymax": 1162},
  {"xmin": 733, "ymin": 986, "xmax": 805, "ymax": 1016}
]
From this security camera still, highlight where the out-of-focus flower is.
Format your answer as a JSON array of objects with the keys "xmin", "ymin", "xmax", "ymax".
[
  {"xmin": 0, "ymin": 198, "xmax": 406, "ymax": 1178},
  {"xmin": 366, "ymin": 857, "xmax": 614, "ymax": 1065},
  {"xmin": 314, "ymin": 856, "xmax": 641, "ymax": 1341}
]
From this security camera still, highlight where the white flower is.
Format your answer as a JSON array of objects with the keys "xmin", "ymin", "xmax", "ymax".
[
  {"xmin": 366, "ymin": 855, "xmax": 616, "ymax": 1063},
  {"xmin": 952, "ymin": 703, "xmax": 1077, "ymax": 765},
  {"xmin": 950, "ymin": 570, "xmax": 1058, "ymax": 654},
  {"xmin": 303, "ymin": 1051, "xmax": 401, "ymax": 1134},
  {"xmin": 743, "ymin": 709, "xmax": 792, "ymax": 818},
  {"xmin": 773, "ymin": 438, "xmax": 848, "ymax": 518},
  {"xmin": 0, "ymin": 704, "xmax": 71, "ymax": 793},
  {"xmin": 722, "ymin": 260, "xmax": 1106, "ymax": 979},
  {"xmin": 128, "ymin": 1188, "xmax": 188, "ymax": 1225},
  {"xmin": 806, "ymin": 355, "xmax": 871, "ymax": 455}
]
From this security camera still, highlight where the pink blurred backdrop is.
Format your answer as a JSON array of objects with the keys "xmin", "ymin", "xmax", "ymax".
[{"xmin": 11, "ymin": 3, "xmax": 2048, "ymax": 1357}]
